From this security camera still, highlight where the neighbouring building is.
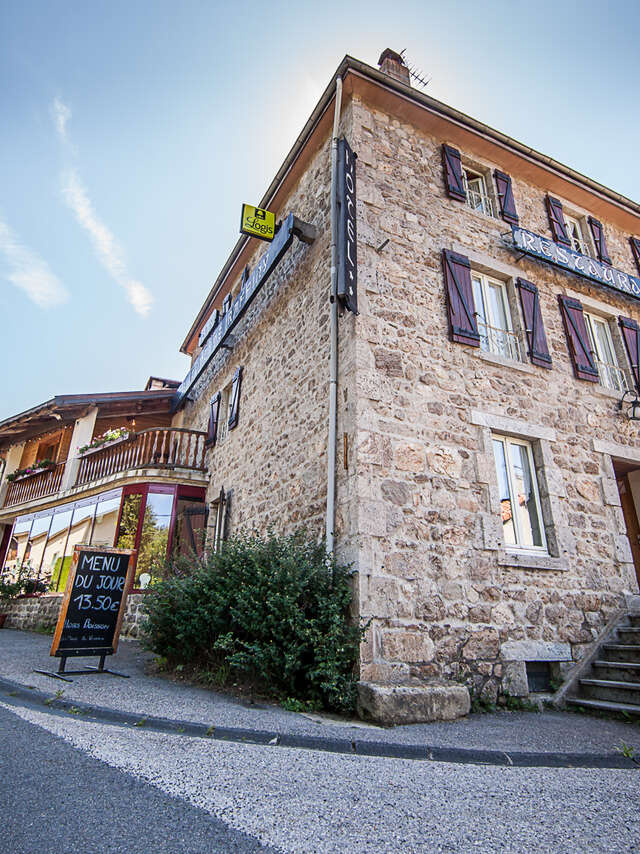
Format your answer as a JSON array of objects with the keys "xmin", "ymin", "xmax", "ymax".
[
  {"xmin": 0, "ymin": 379, "xmax": 208, "ymax": 634},
  {"xmin": 3, "ymin": 50, "xmax": 640, "ymax": 717}
]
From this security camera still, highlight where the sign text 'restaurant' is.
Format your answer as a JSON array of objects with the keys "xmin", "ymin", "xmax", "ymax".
[{"xmin": 511, "ymin": 226, "xmax": 640, "ymax": 300}]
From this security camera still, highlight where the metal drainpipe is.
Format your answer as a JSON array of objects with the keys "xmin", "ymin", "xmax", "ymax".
[{"xmin": 325, "ymin": 76, "xmax": 343, "ymax": 555}]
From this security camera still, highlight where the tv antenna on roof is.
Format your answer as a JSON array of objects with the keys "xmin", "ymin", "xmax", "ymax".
[{"xmin": 400, "ymin": 49, "xmax": 430, "ymax": 89}]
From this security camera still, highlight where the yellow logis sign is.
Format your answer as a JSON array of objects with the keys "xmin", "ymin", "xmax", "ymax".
[{"xmin": 240, "ymin": 204, "xmax": 276, "ymax": 242}]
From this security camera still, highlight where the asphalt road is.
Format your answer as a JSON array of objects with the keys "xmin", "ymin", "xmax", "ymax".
[
  {"xmin": 2, "ymin": 700, "xmax": 640, "ymax": 853},
  {"xmin": 0, "ymin": 705, "xmax": 274, "ymax": 854}
]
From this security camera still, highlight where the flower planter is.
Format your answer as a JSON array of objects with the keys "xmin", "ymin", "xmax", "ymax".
[
  {"xmin": 10, "ymin": 463, "xmax": 56, "ymax": 482},
  {"xmin": 79, "ymin": 434, "xmax": 132, "ymax": 457}
]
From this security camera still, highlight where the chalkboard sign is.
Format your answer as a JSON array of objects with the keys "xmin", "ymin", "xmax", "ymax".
[{"xmin": 50, "ymin": 545, "xmax": 135, "ymax": 659}]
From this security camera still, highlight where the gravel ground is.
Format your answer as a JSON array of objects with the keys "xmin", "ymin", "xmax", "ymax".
[
  {"xmin": 4, "ymin": 701, "xmax": 640, "ymax": 854},
  {"xmin": 2, "ymin": 630, "xmax": 639, "ymax": 755}
]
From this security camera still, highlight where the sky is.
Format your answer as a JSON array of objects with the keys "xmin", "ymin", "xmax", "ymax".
[{"xmin": 1, "ymin": 0, "xmax": 638, "ymax": 420}]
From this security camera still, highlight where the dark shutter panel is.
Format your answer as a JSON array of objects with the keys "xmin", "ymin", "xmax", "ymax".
[
  {"xmin": 516, "ymin": 279, "xmax": 552, "ymax": 368},
  {"xmin": 588, "ymin": 217, "xmax": 612, "ymax": 265},
  {"xmin": 228, "ymin": 366, "xmax": 243, "ymax": 430},
  {"xmin": 546, "ymin": 196, "xmax": 571, "ymax": 246},
  {"xmin": 442, "ymin": 144, "xmax": 466, "ymax": 202},
  {"xmin": 557, "ymin": 295, "xmax": 599, "ymax": 382},
  {"xmin": 494, "ymin": 170, "xmax": 519, "ymax": 225},
  {"xmin": 441, "ymin": 250, "xmax": 479, "ymax": 346},
  {"xmin": 619, "ymin": 316, "xmax": 640, "ymax": 392},
  {"xmin": 207, "ymin": 391, "xmax": 221, "ymax": 446},
  {"xmin": 630, "ymin": 237, "xmax": 640, "ymax": 274}
]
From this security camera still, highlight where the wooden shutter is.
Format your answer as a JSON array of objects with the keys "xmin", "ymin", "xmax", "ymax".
[
  {"xmin": 588, "ymin": 217, "xmax": 612, "ymax": 264},
  {"xmin": 207, "ymin": 391, "xmax": 221, "ymax": 446},
  {"xmin": 557, "ymin": 295, "xmax": 598, "ymax": 381},
  {"xmin": 494, "ymin": 170, "xmax": 519, "ymax": 225},
  {"xmin": 516, "ymin": 279, "xmax": 552, "ymax": 368},
  {"xmin": 630, "ymin": 237, "xmax": 640, "ymax": 274},
  {"xmin": 228, "ymin": 366, "xmax": 243, "ymax": 430},
  {"xmin": 619, "ymin": 316, "xmax": 640, "ymax": 392},
  {"xmin": 442, "ymin": 144, "xmax": 466, "ymax": 202},
  {"xmin": 546, "ymin": 196, "xmax": 571, "ymax": 246},
  {"xmin": 441, "ymin": 250, "xmax": 479, "ymax": 346}
]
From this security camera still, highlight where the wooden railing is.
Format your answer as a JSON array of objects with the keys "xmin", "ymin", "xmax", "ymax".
[
  {"xmin": 4, "ymin": 463, "xmax": 65, "ymax": 508},
  {"xmin": 75, "ymin": 428, "xmax": 207, "ymax": 486}
]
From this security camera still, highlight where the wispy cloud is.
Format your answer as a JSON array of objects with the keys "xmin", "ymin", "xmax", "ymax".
[
  {"xmin": 52, "ymin": 97, "xmax": 71, "ymax": 141},
  {"xmin": 61, "ymin": 168, "xmax": 153, "ymax": 316},
  {"xmin": 0, "ymin": 217, "xmax": 68, "ymax": 308},
  {"xmin": 52, "ymin": 96, "xmax": 153, "ymax": 317}
]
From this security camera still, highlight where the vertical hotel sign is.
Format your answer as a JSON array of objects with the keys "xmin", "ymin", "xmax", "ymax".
[{"xmin": 337, "ymin": 137, "xmax": 358, "ymax": 314}]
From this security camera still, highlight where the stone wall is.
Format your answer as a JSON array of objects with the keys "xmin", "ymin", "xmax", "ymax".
[
  {"xmin": 4, "ymin": 592, "xmax": 147, "ymax": 639},
  {"xmin": 350, "ymin": 95, "xmax": 640, "ymax": 699},
  {"xmin": 179, "ymin": 104, "xmax": 360, "ymax": 568}
]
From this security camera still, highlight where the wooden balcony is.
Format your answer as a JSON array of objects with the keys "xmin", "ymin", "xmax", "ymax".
[
  {"xmin": 2, "ymin": 428, "xmax": 207, "ymax": 510},
  {"xmin": 75, "ymin": 428, "xmax": 207, "ymax": 486},
  {"xmin": 4, "ymin": 463, "xmax": 65, "ymax": 508}
]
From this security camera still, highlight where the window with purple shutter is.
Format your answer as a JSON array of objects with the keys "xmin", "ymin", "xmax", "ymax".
[
  {"xmin": 546, "ymin": 196, "xmax": 571, "ymax": 246},
  {"xmin": 441, "ymin": 250, "xmax": 479, "ymax": 346},
  {"xmin": 557, "ymin": 295, "xmax": 598, "ymax": 382},
  {"xmin": 228, "ymin": 366, "xmax": 243, "ymax": 430},
  {"xmin": 516, "ymin": 279, "xmax": 552, "ymax": 368},
  {"xmin": 588, "ymin": 217, "xmax": 612, "ymax": 265},
  {"xmin": 442, "ymin": 144, "xmax": 466, "ymax": 202},
  {"xmin": 630, "ymin": 237, "xmax": 640, "ymax": 275},
  {"xmin": 619, "ymin": 317, "xmax": 640, "ymax": 392},
  {"xmin": 207, "ymin": 391, "xmax": 221, "ymax": 446},
  {"xmin": 494, "ymin": 170, "xmax": 519, "ymax": 225}
]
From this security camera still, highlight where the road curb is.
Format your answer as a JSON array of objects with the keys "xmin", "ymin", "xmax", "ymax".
[{"xmin": 0, "ymin": 676, "xmax": 637, "ymax": 770}]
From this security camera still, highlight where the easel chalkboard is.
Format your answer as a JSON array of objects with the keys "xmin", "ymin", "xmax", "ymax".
[{"xmin": 35, "ymin": 545, "xmax": 136, "ymax": 682}]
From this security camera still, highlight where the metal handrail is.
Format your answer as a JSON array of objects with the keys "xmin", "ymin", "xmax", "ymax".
[{"xmin": 477, "ymin": 320, "xmax": 525, "ymax": 362}]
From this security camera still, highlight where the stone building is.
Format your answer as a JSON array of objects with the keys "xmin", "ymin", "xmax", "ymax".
[
  {"xmin": 174, "ymin": 50, "xmax": 640, "ymax": 712},
  {"xmin": 2, "ymin": 50, "xmax": 640, "ymax": 716}
]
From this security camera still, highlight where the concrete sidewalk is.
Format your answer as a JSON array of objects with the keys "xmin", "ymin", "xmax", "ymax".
[{"xmin": 1, "ymin": 629, "xmax": 638, "ymax": 768}]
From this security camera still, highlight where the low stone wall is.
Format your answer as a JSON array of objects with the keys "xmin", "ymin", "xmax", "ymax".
[{"xmin": 3, "ymin": 592, "xmax": 147, "ymax": 639}]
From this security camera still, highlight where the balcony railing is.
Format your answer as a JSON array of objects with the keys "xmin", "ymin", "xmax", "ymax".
[
  {"xmin": 2, "ymin": 428, "xmax": 208, "ymax": 509},
  {"xmin": 477, "ymin": 321, "xmax": 525, "ymax": 363},
  {"xmin": 4, "ymin": 463, "xmax": 65, "ymax": 508},
  {"xmin": 76, "ymin": 428, "xmax": 207, "ymax": 486},
  {"xmin": 595, "ymin": 359, "xmax": 629, "ymax": 393}
]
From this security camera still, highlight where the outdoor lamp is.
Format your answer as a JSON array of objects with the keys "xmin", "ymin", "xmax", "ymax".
[{"xmin": 618, "ymin": 389, "xmax": 640, "ymax": 421}]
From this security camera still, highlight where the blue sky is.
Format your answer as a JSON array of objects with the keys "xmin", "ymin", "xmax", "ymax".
[{"xmin": 1, "ymin": 0, "xmax": 638, "ymax": 420}]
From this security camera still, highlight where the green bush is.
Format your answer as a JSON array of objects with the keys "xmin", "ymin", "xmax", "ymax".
[{"xmin": 140, "ymin": 532, "xmax": 365, "ymax": 714}]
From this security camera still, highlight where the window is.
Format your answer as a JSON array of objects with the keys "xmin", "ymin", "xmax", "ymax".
[
  {"xmin": 564, "ymin": 214, "xmax": 593, "ymax": 257},
  {"xmin": 492, "ymin": 436, "xmax": 546, "ymax": 551},
  {"xmin": 462, "ymin": 168, "xmax": 496, "ymax": 218},
  {"xmin": 217, "ymin": 384, "xmax": 232, "ymax": 444},
  {"xmin": 584, "ymin": 312, "xmax": 629, "ymax": 392},
  {"xmin": 472, "ymin": 273, "xmax": 523, "ymax": 362}
]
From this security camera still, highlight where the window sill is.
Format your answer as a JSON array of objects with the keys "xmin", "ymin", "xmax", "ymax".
[
  {"xmin": 498, "ymin": 550, "xmax": 568, "ymax": 571},
  {"xmin": 475, "ymin": 349, "xmax": 535, "ymax": 374},
  {"xmin": 590, "ymin": 383, "xmax": 626, "ymax": 401}
]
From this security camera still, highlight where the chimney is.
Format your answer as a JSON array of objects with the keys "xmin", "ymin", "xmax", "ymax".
[{"xmin": 377, "ymin": 49, "xmax": 411, "ymax": 86}]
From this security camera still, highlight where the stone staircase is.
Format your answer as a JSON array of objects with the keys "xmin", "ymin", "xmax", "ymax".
[{"xmin": 566, "ymin": 612, "xmax": 640, "ymax": 718}]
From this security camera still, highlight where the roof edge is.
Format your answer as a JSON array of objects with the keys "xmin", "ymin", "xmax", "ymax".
[{"xmin": 180, "ymin": 53, "xmax": 640, "ymax": 354}]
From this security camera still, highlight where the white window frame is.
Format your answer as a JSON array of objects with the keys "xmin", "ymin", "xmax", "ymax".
[
  {"xmin": 472, "ymin": 272, "xmax": 524, "ymax": 363},
  {"xmin": 492, "ymin": 434, "xmax": 548, "ymax": 553},
  {"xmin": 583, "ymin": 311, "xmax": 629, "ymax": 392},
  {"xmin": 564, "ymin": 213, "xmax": 593, "ymax": 257},
  {"xmin": 462, "ymin": 167, "xmax": 497, "ymax": 218},
  {"xmin": 216, "ymin": 384, "xmax": 232, "ymax": 444}
]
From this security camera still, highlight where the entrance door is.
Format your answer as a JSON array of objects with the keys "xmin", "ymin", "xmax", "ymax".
[{"xmin": 615, "ymin": 467, "xmax": 640, "ymax": 588}]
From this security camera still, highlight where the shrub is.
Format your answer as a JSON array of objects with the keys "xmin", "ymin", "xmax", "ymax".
[{"xmin": 141, "ymin": 532, "xmax": 365, "ymax": 714}]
